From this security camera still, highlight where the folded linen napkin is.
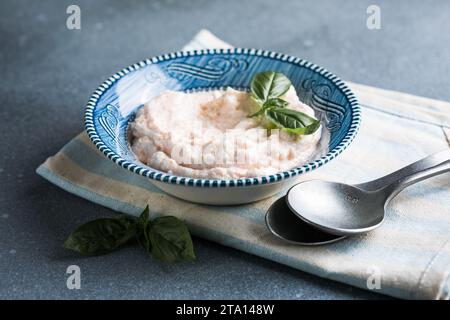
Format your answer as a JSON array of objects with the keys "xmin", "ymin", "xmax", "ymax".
[{"xmin": 36, "ymin": 29, "xmax": 450, "ymax": 300}]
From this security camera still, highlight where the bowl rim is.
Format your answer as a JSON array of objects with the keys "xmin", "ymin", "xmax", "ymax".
[{"xmin": 84, "ymin": 48, "xmax": 361, "ymax": 188}]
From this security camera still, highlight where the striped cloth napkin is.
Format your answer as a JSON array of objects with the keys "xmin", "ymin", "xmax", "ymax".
[{"xmin": 37, "ymin": 30, "xmax": 450, "ymax": 300}]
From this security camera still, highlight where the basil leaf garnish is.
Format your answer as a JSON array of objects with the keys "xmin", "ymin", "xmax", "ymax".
[
  {"xmin": 147, "ymin": 216, "xmax": 195, "ymax": 264},
  {"xmin": 248, "ymin": 98, "xmax": 288, "ymax": 118},
  {"xmin": 64, "ymin": 206, "xmax": 195, "ymax": 264},
  {"xmin": 249, "ymin": 71, "xmax": 321, "ymax": 135},
  {"xmin": 138, "ymin": 205, "xmax": 151, "ymax": 230},
  {"xmin": 266, "ymin": 107, "xmax": 321, "ymax": 135},
  {"xmin": 63, "ymin": 215, "xmax": 138, "ymax": 255},
  {"xmin": 265, "ymin": 97, "xmax": 289, "ymax": 109},
  {"xmin": 138, "ymin": 205, "xmax": 151, "ymax": 251},
  {"xmin": 250, "ymin": 71, "xmax": 291, "ymax": 103}
]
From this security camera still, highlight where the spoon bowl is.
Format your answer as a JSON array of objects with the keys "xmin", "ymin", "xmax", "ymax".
[
  {"xmin": 265, "ymin": 196, "xmax": 345, "ymax": 245},
  {"xmin": 286, "ymin": 181, "xmax": 385, "ymax": 236}
]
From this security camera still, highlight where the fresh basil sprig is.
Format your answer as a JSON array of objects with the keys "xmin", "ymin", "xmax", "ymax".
[
  {"xmin": 250, "ymin": 71, "xmax": 291, "ymax": 104},
  {"xmin": 266, "ymin": 107, "xmax": 321, "ymax": 135},
  {"xmin": 64, "ymin": 206, "xmax": 195, "ymax": 264},
  {"xmin": 248, "ymin": 97, "xmax": 288, "ymax": 117},
  {"xmin": 249, "ymin": 71, "xmax": 320, "ymax": 135},
  {"xmin": 63, "ymin": 215, "xmax": 138, "ymax": 255},
  {"xmin": 139, "ymin": 206, "xmax": 195, "ymax": 264}
]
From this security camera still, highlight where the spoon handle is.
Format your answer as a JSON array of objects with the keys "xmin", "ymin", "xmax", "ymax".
[{"xmin": 357, "ymin": 149, "xmax": 450, "ymax": 198}]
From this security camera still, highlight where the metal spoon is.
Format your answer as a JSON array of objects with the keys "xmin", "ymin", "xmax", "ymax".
[
  {"xmin": 266, "ymin": 149, "xmax": 450, "ymax": 242},
  {"xmin": 265, "ymin": 196, "xmax": 345, "ymax": 245}
]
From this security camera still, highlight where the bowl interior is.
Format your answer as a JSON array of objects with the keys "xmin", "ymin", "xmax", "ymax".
[{"xmin": 85, "ymin": 49, "xmax": 359, "ymax": 185}]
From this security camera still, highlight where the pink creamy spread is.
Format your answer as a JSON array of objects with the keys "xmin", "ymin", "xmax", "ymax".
[{"xmin": 130, "ymin": 87, "xmax": 321, "ymax": 179}]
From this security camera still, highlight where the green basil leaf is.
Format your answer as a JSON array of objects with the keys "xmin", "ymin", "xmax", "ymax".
[
  {"xmin": 250, "ymin": 71, "xmax": 291, "ymax": 103},
  {"xmin": 248, "ymin": 98, "xmax": 289, "ymax": 118},
  {"xmin": 137, "ymin": 205, "xmax": 152, "ymax": 251},
  {"xmin": 248, "ymin": 102, "xmax": 269, "ymax": 118},
  {"xmin": 147, "ymin": 216, "xmax": 195, "ymax": 264},
  {"xmin": 266, "ymin": 108, "xmax": 321, "ymax": 135},
  {"xmin": 138, "ymin": 205, "xmax": 150, "ymax": 228},
  {"xmin": 64, "ymin": 215, "xmax": 138, "ymax": 255},
  {"xmin": 265, "ymin": 98, "xmax": 289, "ymax": 108},
  {"xmin": 248, "ymin": 108, "xmax": 266, "ymax": 118}
]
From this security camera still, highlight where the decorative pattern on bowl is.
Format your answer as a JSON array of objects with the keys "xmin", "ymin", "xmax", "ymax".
[{"xmin": 84, "ymin": 48, "xmax": 360, "ymax": 189}]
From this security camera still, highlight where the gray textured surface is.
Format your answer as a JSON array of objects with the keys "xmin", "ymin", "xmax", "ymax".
[{"xmin": 1, "ymin": 0, "xmax": 448, "ymax": 299}]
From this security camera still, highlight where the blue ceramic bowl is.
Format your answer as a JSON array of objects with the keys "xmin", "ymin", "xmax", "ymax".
[{"xmin": 84, "ymin": 48, "xmax": 360, "ymax": 204}]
